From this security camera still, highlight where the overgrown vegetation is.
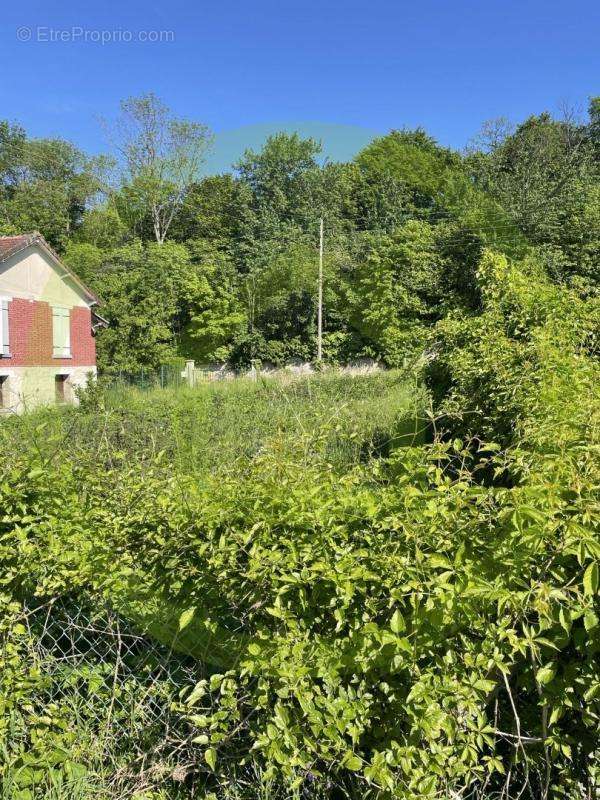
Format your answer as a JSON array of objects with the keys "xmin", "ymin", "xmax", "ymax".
[
  {"xmin": 2, "ymin": 97, "xmax": 600, "ymax": 798},
  {"xmin": 2, "ymin": 96, "xmax": 599, "ymax": 370}
]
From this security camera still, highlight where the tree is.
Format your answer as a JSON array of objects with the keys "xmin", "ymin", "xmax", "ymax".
[
  {"xmin": 469, "ymin": 112, "xmax": 593, "ymax": 242},
  {"xmin": 588, "ymin": 96, "xmax": 600, "ymax": 165},
  {"xmin": 107, "ymin": 94, "xmax": 213, "ymax": 244},
  {"xmin": 73, "ymin": 202, "xmax": 129, "ymax": 250},
  {"xmin": 0, "ymin": 120, "xmax": 27, "ymax": 190},
  {"xmin": 356, "ymin": 129, "xmax": 461, "ymax": 208},
  {"xmin": 170, "ymin": 174, "xmax": 242, "ymax": 249},
  {"xmin": 0, "ymin": 127, "xmax": 106, "ymax": 250},
  {"xmin": 180, "ymin": 240, "xmax": 247, "ymax": 363},
  {"xmin": 235, "ymin": 132, "xmax": 322, "ymax": 217}
]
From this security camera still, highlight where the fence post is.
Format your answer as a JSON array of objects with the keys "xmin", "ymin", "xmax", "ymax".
[{"xmin": 185, "ymin": 360, "xmax": 195, "ymax": 388}]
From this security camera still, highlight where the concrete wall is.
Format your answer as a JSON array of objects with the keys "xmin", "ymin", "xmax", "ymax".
[
  {"xmin": 188, "ymin": 358, "xmax": 384, "ymax": 385},
  {"xmin": 0, "ymin": 366, "xmax": 96, "ymax": 414}
]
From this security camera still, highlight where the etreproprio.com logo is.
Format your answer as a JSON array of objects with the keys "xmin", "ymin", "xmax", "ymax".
[{"xmin": 16, "ymin": 26, "xmax": 175, "ymax": 44}]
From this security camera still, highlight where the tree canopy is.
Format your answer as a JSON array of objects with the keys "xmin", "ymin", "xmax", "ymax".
[{"xmin": 1, "ymin": 95, "xmax": 599, "ymax": 371}]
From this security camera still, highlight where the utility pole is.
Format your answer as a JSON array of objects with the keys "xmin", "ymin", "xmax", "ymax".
[{"xmin": 317, "ymin": 217, "xmax": 324, "ymax": 363}]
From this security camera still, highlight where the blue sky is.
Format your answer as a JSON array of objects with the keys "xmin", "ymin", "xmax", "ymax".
[{"xmin": 1, "ymin": 0, "xmax": 598, "ymax": 172}]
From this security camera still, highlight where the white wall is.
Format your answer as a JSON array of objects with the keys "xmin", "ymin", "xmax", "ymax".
[{"xmin": 0, "ymin": 245, "xmax": 89, "ymax": 307}]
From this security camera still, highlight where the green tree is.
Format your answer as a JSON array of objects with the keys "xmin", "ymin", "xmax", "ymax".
[
  {"xmin": 180, "ymin": 240, "xmax": 247, "ymax": 363},
  {"xmin": 107, "ymin": 94, "xmax": 213, "ymax": 244},
  {"xmin": 0, "ymin": 128, "xmax": 106, "ymax": 250},
  {"xmin": 468, "ymin": 110, "xmax": 598, "ymax": 281}
]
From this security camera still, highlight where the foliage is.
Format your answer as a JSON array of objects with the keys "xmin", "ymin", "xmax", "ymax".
[
  {"xmin": 3, "ymin": 96, "xmax": 599, "ymax": 370},
  {"xmin": 0, "ymin": 128, "xmax": 106, "ymax": 251},
  {"xmin": 105, "ymin": 93, "xmax": 213, "ymax": 244},
  {"xmin": 467, "ymin": 103, "xmax": 600, "ymax": 285},
  {"xmin": 2, "ymin": 94, "xmax": 600, "ymax": 799},
  {"xmin": 2, "ymin": 241, "xmax": 600, "ymax": 798}
]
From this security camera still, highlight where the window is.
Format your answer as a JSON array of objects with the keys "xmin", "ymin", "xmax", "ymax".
[
  {"xmin": 52, "ymin": 306, "xmax": 71, "ymax": 358},
  {"xmin": 0, "ymin": 376, "xmax": 8, "ymax": 408},
  {"xmin": 55, "ymin": 374, "xmax": 68, "ymax": 403},
  {"xmin": 0, "ymin": 299, "xmax": 9, "ymax": 357}
]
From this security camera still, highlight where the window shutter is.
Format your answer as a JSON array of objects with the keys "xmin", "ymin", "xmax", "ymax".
[
  {"xmin": 52, "ymin": 307, "xmax": 71, "ymax": 358},
  {"xmin": 0, "ymin": 300, "xmax": 9, "ymax": 357}
]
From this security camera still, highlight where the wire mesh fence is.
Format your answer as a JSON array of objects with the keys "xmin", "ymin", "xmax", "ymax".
[
  {"xmin": 103, "ymin": 365, "xmax": 188, "ymax": 391},
  {"xmin": 101, "ymin": 364, "xmax": 233, "ymax": 392},
  {"xmin": 5, "ymin": 595, "xmax": 204, "ymax": 794}
]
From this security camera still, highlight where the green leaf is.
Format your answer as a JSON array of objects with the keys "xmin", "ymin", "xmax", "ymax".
[
  {"xmin": 179, "ymin": 607, "xmax": 196, "ymax": 631},
  {"xmin": 584, "ymin": 609, "xmax": 599, "ymax": 632},
  {"xmin": 536, "ymin": 664, "xmax": 556, "ymax": 686},
  {"xmin": 209, "ymin": 673, "xmax": 224, "ymax": 691},
  {"xmin": 390, "ymin": 609, "xmax": 406, "ymax": 634},
  {"xmin": 343, "ymin": 753, "xmax": 362, "ymax": 771},
  {"xmin": 474, "ymin": 679, "xmax": 497, "ymax": 693},
  {"xmin": 584, "ymin": 684, "xmax": 600, "ymax": 701},
  {"xmin": 186, "ymin": 681, "xmax": 207, "ymax": 706},
  {"xmin": 205, "ymin": 747, "xmax": 217, "ymax": 770},
  {"xmin": 395, "ymin": 636, "xmax": 412, "ymax": 654},
  {"xmin": 583, "ymin": 562, "xmax": 599, "ymax": 597},
  {"xmin": 428, "ymin": 554, "xmax": 452, "ymax": 570},
  {"xmin": 559, "ymin": 608, "xmax": 571, "ymax": 632}
]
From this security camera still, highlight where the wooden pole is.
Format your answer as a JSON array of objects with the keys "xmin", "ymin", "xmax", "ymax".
[{"xmin": 317, "ymin": 217, "xmax": 324, "ymax": 362}]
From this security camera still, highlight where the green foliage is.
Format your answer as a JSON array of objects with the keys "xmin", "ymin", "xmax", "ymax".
[
  {"xmin": 344, "ymin": 219, "xmax": 483, "ymax": 365},
  {"xmin": 468, "ymin": 108, "xmax": 600, "ymax": 284},
  {"xmin": 64, "ymin": 239, "xmax": 247, "ymax": 370},
  {"xmin": 356, "ymin": 128, "xmax": 462, "ymax": 205},
  {"xmin": 0, "ymin": 131, "xmax": 106, "ymax": 251},
  {"xmin": 4, "ymin": 98, "xmax": 599, "ymax": 370},
  {"xmin": 235, "ymin": 132, "xmax": 322, "ymax": 220},
  {"xmin": 109, "ymin": 93, "xmax": 213, "ymax": 244},
  {"xmin": 3, "ymin": 244, "xmax": 600, "ymax": 797},
  {"xmin": 3, "ymin": 96, "xmax": 600, "ymax": 799}
]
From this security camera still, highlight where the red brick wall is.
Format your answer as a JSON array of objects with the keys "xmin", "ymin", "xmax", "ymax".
[{"xmin": 3, "ymin": 298, "xmax": 96, "ymax": 367}]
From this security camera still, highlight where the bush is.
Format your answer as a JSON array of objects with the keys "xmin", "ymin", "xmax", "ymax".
[{"xmin": 1, "ymin": 252, "xmax": 600, "ymax": 799}]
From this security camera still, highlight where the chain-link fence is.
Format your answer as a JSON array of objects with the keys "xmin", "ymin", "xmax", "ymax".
[
  {"xmin": 5, "ymin": 596, "xmax": 204, "ymax": 795},
  {"xmin": 101, "ymin": 364, "xmax": 232, "ymax": 392}
]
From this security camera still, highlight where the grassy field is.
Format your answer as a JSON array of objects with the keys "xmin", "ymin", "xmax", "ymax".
[{"xmin": 0, "ymin": 370, "xmax": 427, "ymax": 476}]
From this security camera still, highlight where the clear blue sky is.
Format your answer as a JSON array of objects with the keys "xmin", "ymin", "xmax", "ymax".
[{"xmin": 1, "ymin": 0, "xmax": 598, "ymax": 171}]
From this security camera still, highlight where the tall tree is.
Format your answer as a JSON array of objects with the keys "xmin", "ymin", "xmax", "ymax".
[
  {"xmin": 0, "ymin": 126, "xmax": 105, "ymax": 249},
  {"xmin": 107, "ymin": 94, "xmax": 213, "ymax": 244}
]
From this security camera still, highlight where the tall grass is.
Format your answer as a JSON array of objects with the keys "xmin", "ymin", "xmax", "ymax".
[{"xmin": 0, "ymin": 371, "xmax": 427, "ymax": 477}]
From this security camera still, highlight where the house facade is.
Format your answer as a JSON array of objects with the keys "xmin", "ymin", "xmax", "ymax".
[{"xmin": 0, "ymin": 233, "xmax": 104, "ymax": 413}]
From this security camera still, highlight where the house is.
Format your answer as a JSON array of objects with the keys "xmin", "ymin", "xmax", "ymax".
[{"xmin": 0, "ymin": 232, "xmax": 106, "ymax": 413}]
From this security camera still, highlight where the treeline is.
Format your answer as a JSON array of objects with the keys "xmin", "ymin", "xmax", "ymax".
[{"xmin": 1, "ymin": 95, "xmax": 599, "ymax": 371}]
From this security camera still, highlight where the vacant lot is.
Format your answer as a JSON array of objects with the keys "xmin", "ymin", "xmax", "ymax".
[{"xmin": 2, "ymin": 252, "xmax": 600, "ymax": 800}]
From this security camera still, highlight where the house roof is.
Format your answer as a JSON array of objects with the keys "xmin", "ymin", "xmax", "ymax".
[{"xmin": 0, "ymin": 232, "xmax": 100, "ymax": 306}]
